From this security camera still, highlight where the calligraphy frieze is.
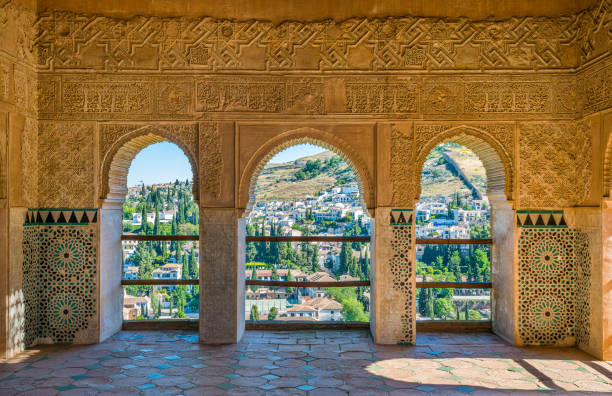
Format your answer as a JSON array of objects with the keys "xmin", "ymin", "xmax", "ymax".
[{"xmin": 37, "ymin": 73, "xmax": 581, "ymax": 120}]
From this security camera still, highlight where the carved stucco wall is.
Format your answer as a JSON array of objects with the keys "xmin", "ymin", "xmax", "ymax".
[
  {"xmin": 32, "ymin": 0, "xmax": 609, "ymax": 72},
  {"xmin": 0, "ymin": 0, "xmax": 38, "ymax": 357},
  {"xmin": 0, "ymin": 0, "xmax": 608, "ymax": 351},
  {"xmin": 518, "ymin": 121, "xmax": 593, "ymax": 209}
]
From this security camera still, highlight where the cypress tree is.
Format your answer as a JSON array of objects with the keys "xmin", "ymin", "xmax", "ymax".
[
  {"xmin": 153, "ymin": 206, "xmax": 160, "ymax": 252},
  {"xmin": 250, "ymin": 304, "xmax": 260, "ymax": 321},
  {"xmin": 189, "ymin": 248, "xmax": 197, "ymax": 279},
  {"xmin": 140, "ymin": 206, "xmax": 148, "ymax": 234},
  {"xmin": 182, "ymin": 254, "xmax": 189, "ymax": 279},
  {"xmin": 286, "ymin": 269, "xmax": 293, "ymax": 294}
]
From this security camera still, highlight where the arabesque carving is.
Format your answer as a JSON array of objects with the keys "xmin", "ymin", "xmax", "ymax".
[
  {"xmin": 519, "ymin": 121, "xmax": 592, "ymax": 208},
  {"xmin": 38, "ymin": 121, "xmax": 95, "ymax": 208},
  {"xmin": 413, "ymin": 124, "xmax": 514, "ymax": 201},
  {"xmin": 22, "ymin": 117, "xmax": 37, "ymax": 207},
  {"xmin": 198, "ymin": 122, "xmax": 222, "ymax": 200},
  {"xmin": 390, "ymin": 128, "xmax": 415, "ymax": 207},
  {"xmin": 32, "ymin": 3, "xmax": 609, "ymax": 72},
  {"xmin": 37, "ymin": 74, "xmax": 585, "ymax": 120},
  {"xmin": 99, "ymin": 123, "xmax": 199, "ymax": 202}
]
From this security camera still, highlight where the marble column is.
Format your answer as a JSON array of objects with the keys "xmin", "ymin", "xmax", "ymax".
[{"xmin": 199, "ymin": 209, "xmax": 245, "ymax": 343}]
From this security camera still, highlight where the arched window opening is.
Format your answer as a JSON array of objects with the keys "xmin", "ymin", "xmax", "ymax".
[
  {"xmin": 244, "ymin": 143, "xmax": 372, "ymax": 325},
  {"xmin": 416, "ymin": 142, "xmax": 492, "ymax": 324},
  {"xmin": 120, "ymin": 142, "xmax": 199, "ymax": 323}
]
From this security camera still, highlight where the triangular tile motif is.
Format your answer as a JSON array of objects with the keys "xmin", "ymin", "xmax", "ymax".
[
  {"xmin": 62, "ymin": 210, "xmax": 73, "ymax": 223},
  {"xmin": 87, "ymin": 211, "xmax": 98, "ymax": 223},
  {"xmin": 74, "ymin": 211, "xmax": 89, "ymax": 224},
  {"xmin": 517, "ymin": 211, "xmax": 567, "ymax": 228},
  {"xmin": 44, "ymin": 212, "xmax": 54, "ymax": 224},
  {"xmin": 50, "ymin": 211, "xmax": 61, "ymax": 223},
  {"xmin": 68, "ymin": 211, "xmax": 79, "ymax": 223},
  {"xmin": 56, "ymin": 212, "xmax": 67, "ymax": 224},
  {"xmin": 36, "ymin": 211, "xmax": 44, "ymax": 223},
  {"xmin": 390, "ymin": 212, "xmax": 396, "ymax": 225},
  {"xmin": 39, "ymin": 211, "xmax": 50, "ymax": 223},
  {"xmin": 397, "ymin": 212, "xmax": 406, "ymax": 224}
]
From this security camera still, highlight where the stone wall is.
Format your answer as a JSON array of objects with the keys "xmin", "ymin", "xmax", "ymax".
[
  {"xmin": 0, "ymin": 0, "xmax": 37, "ymax": 358},
  {"xmin": 0, "ymin": 0, "xmax": 610, "ymax": 358}
]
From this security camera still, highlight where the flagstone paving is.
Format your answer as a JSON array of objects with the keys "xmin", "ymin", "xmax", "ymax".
[{"xmin": 0, "ymin": 330, "xmax": 610, "ymax": 395}]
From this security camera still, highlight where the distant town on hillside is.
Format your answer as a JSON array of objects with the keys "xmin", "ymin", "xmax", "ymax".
[{"xmin": 122, "ymin": 142, "xmax": 491, "ymax": 323}]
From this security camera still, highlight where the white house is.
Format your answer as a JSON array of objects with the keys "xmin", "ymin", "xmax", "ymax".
[
  {"xmin": 152, "ymin": 263, "xmax": 182, "ymax": 291},
  {"xmin": 341, "ymin": 184, "xmax": 359, "ymax": 195}
]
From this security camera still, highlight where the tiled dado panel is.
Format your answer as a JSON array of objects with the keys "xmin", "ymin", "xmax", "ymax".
[
  {"xmin": 389, "ymin": 209, "xmax": 414, "ymax": 344},
  {"xmin": 23, "ymin": 209, "xmax": 98, "ymax": 347},
  {"xmin": 517, "ymin": 210, "xmax": 591, "ymax": 347}
]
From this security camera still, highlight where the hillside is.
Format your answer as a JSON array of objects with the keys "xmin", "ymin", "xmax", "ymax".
[
  {"xmin": 254, "ymin": 144, "xmax": 486, "ymax": 201},
  {"xmin": 419, "ymin": 143, "xmax": 487, "ymax": 200},
  {"xmin": 254, "ymin": 151, "xmax": 356, "ymax": 200}
]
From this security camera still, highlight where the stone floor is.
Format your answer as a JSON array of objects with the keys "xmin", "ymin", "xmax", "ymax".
[{"xmin": 0, "ymin": 330, "xmax": 611, "ymax": 395}]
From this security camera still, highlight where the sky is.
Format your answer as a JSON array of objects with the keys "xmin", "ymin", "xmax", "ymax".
[
  {"xmin": 268, "ymin": 143, "xmax": 326, "ymax": 163},
  {"xmin": 127, "ymin": 142, "xmax": 193, "ymax": 187},
  {"xmin": 127, "ymin": 142, "xmax": 327, "ymax": 186}
]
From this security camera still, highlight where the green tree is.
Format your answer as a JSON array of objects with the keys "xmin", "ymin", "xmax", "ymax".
[
  {"xmin": 325, "ymin": 287, "xmax": 368, "ymax": 322},
  {"xmin": 153, "ymin": 205, "xmax": 160, "ymax": 235},
  {"xmin": 268, "ymin": 306, "xmax": 278, "ymax": 321},
  {"xmin": 250, "ymin": 304, "xmax": 260, "ymax": 321},
  {"xmin": 182, "ymin": 254, "xmax": 189, "ymax": 279},
  {"xmin": 339, "ymin": 242, "xmax": 351, "ymax": 275},
  {"xmin": 286, "ymin": 269, "xmax": 294, "ymax": 294},
  {"xmin": 139, "ymin": 206, "xmax": 148, "ymax": 234},
  {"xmin": 156, "ymin": 296, "xmax": 162, "ymax": 318},
  {"xmin": 434, "ymin": 298, "xmax": 453, "ymax": 319},
  {"xmin": 250, "ymin": 268, "xmax": 258, "ymax": 291},
  {"xmin": 188, "ymin": 248, "xmax": 198, "ymax": 279},
  {"xmin": 449, "ymin": 250, "xmax": 462, "ymax": 282},
  {"xmin": 468, "ymin": 310, "xmax": 482, "ymax": 320}
]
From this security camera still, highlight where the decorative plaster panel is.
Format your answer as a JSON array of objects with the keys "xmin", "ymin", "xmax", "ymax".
[
  {"xmin": 518, "ymin": 121, "xmax": 592, "ymax": 208},
  {"xmin": 21, "ymin": 117, "xmax": 37, "ymax": 207},
  {"xmin": 37, "ymin": 74, "xmax": 582, "ymax": 120},
  {"xmin": 390, "ymin": 127, "xmax": 415, "ymax": 207},
  {"xmin": 38, "ymin": 121, "xmax": 95, "ymax": 208},
  {"xmin": 198, "ymin": 122, "xmax": 222, "ymax": 200},
  {"xmin": 579, "ymin": 58, "xmax": 612, "ymax": 116},
  {"xmin": 32, "ymin": 2, "xmax": 610, "ymax": 72}
]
